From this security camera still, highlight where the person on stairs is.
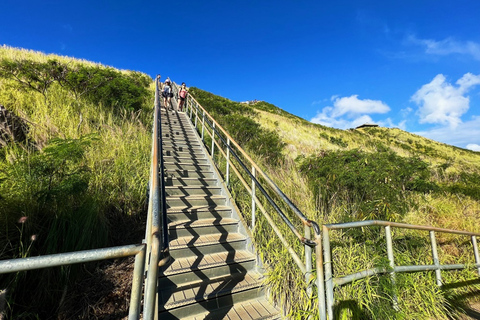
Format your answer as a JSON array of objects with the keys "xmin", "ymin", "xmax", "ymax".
[
  {"xmin": 177, "ymin": 82, "xmax": 188, "ymax": 112},
  {"xmin": 162, "ymin": 78, "xmax": 173, "ymax": 110}
]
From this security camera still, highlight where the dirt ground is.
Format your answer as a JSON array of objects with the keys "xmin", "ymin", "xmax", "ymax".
[
  {"xmin": 59, "ymin": 209, "xmax": 146, "ymax": 320},
  {"xmin": 59, "ymin": 258, "xmax": 136, "ymax": 320}
]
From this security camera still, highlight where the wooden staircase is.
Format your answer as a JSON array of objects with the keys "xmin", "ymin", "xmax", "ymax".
[{"xmin": 158, "ymin": 109, "xmax": 281, "ymax": 319}]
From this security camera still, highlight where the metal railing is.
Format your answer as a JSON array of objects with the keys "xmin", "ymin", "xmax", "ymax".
[
  {"xmin": 322, "ymin": 220, "xmax": 480, "ymax": 319},
  {"xmin": 0, "ymin": 76, "xmax": 168, "ymax": 320},
  {"xmin": 175, "ymin": 83, "xmax": 327, "ymax": 319},
  {"xmin": 175, "ymin": 83, "xmax": 480, "ymax": 319}
]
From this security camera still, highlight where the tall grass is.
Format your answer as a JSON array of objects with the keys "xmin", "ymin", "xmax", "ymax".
[
  {"xmin": 190, "ymin": 88, "xmax": 480, "ymax": 319},
  {"xmin": 0, "ymin": 46, "xmax": 153, "ymax": 317}
]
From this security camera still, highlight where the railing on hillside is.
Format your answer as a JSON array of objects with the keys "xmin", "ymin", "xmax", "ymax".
[
  {"xmin": 174, "ymin": 82, "xmax": 327, "ymax": 319},
  {"xmin": 322, "ymin": 220, "xmax": 480, "ymax": 319},
  {"xmin": 0, "ymin": 76, "xmax": 168, "ymax": 320},
  {"xmin": 174, "ymin": 82, "xmax": 480, "ymax": 319},
  {"xmin": 142, "ymin": 75, "xmax": 170, "ymax": 318}
]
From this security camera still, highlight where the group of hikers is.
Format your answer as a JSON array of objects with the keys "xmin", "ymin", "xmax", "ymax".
[{"xmin": 161, "ymin": 77, "xmax": 188, "ymax": 112}]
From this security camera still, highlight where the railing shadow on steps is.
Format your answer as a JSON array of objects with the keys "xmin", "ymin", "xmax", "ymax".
[{"xmin": 171, "ymin": 81, "xmax": 480, "ymax": 320}]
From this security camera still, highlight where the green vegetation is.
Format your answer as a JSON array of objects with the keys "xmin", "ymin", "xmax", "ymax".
[
  {"xmin": 0, "ymin": 46, "xmax": 152, "ymax": 318},
  {"xmin": 189, "ymin": 87, "xmax": 285, "ymax": 166},
  {"xmin": 2, "ymin": 45, "xmax": 480, "ymax": 319},
  {"xmin": 191, "ymin": 86, "xmax": 480, "ymax": 319}
]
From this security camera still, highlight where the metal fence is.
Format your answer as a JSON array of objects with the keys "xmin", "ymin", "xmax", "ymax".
[
  {"xmin": 177, "ymin": 84, "xmax": 326, "ymax": 318},
  {"xmin": 177, "ymin": 84, "xmax": 480, "ymax": 320},
  {"xmin": 322, "ymin": 220, "xmax": 480, "ymax": 319}
]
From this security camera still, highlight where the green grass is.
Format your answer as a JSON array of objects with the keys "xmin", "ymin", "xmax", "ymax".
[
  {"xmin": 0, "ymin": 46, "xmax": 153, "ymax": 318},
  {"xmin": 190, "ymin": 87, "xmax": 480, "ymax": 319},
  {"xmin": 2, "ymin": 45, "xmax": 480, "ymax": 319}
]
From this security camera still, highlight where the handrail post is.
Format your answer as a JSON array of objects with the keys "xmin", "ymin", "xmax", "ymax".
[
  {"xmin": 323, "ymin": 226, "xmax": 334, "ymax": 320},
  {"xmin": 385, "ymin": 226, "xmax": 398, "ymax": 310},
  {"xmin": 226, "ymin": 138, "xmax": 231, "ymax": 186},
  {"xmin": 472, "ymin": 236, "xmax": 480, "ymax": 276},
  {"xmin": 194, "ymin": 103, "xmax": 198, "ymax": 129},
  {"xmin": 201, "ymin": 111, "xmax": 205, "ymax": 141},
  {"xmin": 251, "ymin": 166, "xmax": 256, "ymax": 230},
  {"xmin": 315, "ymin": 229, "xmax": 327, "ymax": 320},
  {"xmin": 211, "ymin": 122, "xmax": 216, "ymax": 156},
  {"xmin": 430, "ymin": 231, "xmax": 442, "ymax": 286},
  {"xmin": 305, "ymin": 225, "xmax": 312, "ymax": 297},
  {"xmin": 128, "ymin": 245, "xmax": 146, "ymax": 320}
]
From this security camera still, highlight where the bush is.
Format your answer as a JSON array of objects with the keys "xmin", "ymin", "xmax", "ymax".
[
  {"xmin": 299, "ymin": 149, "xmax": 437, "ymax": 221},
  {"xmin": 0, "ymin": 58, "xmax": 152, "ymax": 111},
  {"xmin": 189, "ymin": 87, "xmax": 285, "ymax": 166}
]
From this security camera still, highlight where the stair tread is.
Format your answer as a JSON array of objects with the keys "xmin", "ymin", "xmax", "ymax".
[
  {"xmin": 167, "ymin": 194, "xmax": 225, "ymax": 200},
  {"xmin": 163, "ymin": 250, "xmax": 255, "ymax": 276},
  {"xmin": 169, "ymin": 218, "xmax": 238, "ymax": 229},
  {"xmin": 167, "ymin": 204, "xmax": 231, "ymax": 213},
  {"xmin": 159, "ymin": 272, "xmax": 264, "ymax": 310},
  {"xmin": 169, "ymin": 232, "xmax": 246, "ymax": 250},
  {"xmin": 183, "ymin": 298, "xmax": 281, "ymax": 320}
]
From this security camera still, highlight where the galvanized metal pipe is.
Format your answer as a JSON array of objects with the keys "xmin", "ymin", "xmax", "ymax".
[
  {"xmin": 251, "ymin": 166, "xmax": 256, "ymax": 230},
  {"xmin": 0, "ymin": 245, "xmax": 144, "ymax": 274},
  {"xmin": 472, "ymin": 236, "xmax": 480, "ymax": 276},
  {"xmin": 201, "ymin": 110, "xmax": 205, "ymax": 140},
  {"xmin": 226, "ymin": 138, "xmax": 231, "ymax": 186},
  {"xmin": 315, "ymin": 231, "xmax": 327, "ymax": 320},
  {"xmin": 323, "ymin": 226, "xmax": 334, "ymax": 320},
  {"xmin": 385, "ymin": 226, "xmax": 398, "ymax": 309},
  {"xmin": 430, "ymin": 231, "xmax": 442, "ymax": 286},
  {"xmin": 128, "ymin": 245, "xmax": 146, "ymax": 320},
  {"xmin": 211, "ymin": 121, "xmax": 216, "ymax": 156},
  {"xmin": 305, "ymin": 225, "xmax": 313, "ymax": 297},
  {"xmin": 324, "ymin": 220, "xmax": 480, "ymax": 236}
]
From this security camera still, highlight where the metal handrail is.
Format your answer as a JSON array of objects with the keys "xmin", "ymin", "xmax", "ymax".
[
  {"xmin": 175, "ymin": 84, "xmax": 326, "ymax": 319},
  {"xmin": 322, "ymin": 220, "xmax": 480, "ymax": 319},
  {"xmin": 143, "ymin": 75, "xmax": 170, "ymax": 319}
]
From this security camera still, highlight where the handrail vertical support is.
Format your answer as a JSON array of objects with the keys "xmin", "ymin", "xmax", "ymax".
[
  {"xmin": 315, "ymin": 231, "xmax": 327, "ymax": 320},
  {"xmin": 201, "ymin": 111, "xmax": 205, "ymax": 141},
  {"xmin": 211, "ymin": 122, "xmax": 216, "ymax": 156},
  {"xmin": 305, "ymin": 226, "xmax": 312, "ymax": 297},
  {"xmin": 194, "ymin": 103, "xmax": 198, "ymax": 129},
  {"xmin": 430, "ymin": 231, "xmax": 442, "ymax": 286},
  {"xmin": 128, "ymin": 246, "xmax": 146, "ymax": 320},
  {"xmin": 385, "ymin": 226, "xmax": 398, "ymax": 310},
  {"xmin": 323, "ymin": 226, "xmax": 334, "ymax": 320},
  {"xmin": 226, "ymin": 138, "xmax": 231, "ymax": 186},
  {"xmin": 251, "ymin": 166, "xmax": 256, "ymax": 230},
  {"xmin": 472, "ymin": 236, "xmax": 480, "ymax": 276}
]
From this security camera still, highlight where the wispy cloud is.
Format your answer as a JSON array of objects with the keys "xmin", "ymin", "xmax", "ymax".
[
  {"xmin": 414, "ymin": 116, "xmax": 480, "ymax": 151},
  {"xmin": 411, "ymin": 73, "xmax": 480, "ymax": 128},
  {"xmin": 467, "ymin": 144, "xmax": 480, "ymax": 152},
  {"xmin": 406, "ymin": 35, "xmax": 480, "ymax": 60}
]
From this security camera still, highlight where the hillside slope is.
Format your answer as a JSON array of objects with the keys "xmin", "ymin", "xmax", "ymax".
[{"xmin": 190, "ymin": 87, "xmax": 480, "ymax": 319}]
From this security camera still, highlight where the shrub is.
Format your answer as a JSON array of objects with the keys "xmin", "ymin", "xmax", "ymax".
[{"xmin": 299, "ymin": 149, "xmax": 437, "ymax": 221}]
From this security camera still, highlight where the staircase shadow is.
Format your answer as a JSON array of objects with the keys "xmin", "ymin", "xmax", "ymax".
[{"xmin": 159, "ymin": 110, "xmax": 251, "ymax": 319}]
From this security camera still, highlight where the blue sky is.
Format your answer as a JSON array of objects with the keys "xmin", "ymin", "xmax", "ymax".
[{"xmin": 1, "ymin": 0, "xmax": 479, "ymax": 150}]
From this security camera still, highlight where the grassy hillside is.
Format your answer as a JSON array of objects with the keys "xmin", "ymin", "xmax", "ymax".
[
  {"xmin": 1, "ymin": 45, "xmax": 480, "ymax": 319},
  {"xmin": 189, "ymin": 87, "xmax": 480, "ymax": 319},
  {"xmin": 0, "ymin": 46, "xmax": 153, "ymax": 318}
]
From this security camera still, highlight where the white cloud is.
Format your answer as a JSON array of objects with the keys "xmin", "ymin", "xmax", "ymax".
[
  {"xmin": 330, "ymin": 95, "xmax": 390, "ymax": 118},
  {"xmin": 407, "ymin": 35, "xmax": 480, "ymax": 60},
  {"xmin": 414, "ymin": 116, "xmax": 480, "ymax": 151},
  {"xmin": 467, "ymin": 144, "xmax": 480, "ymax": 152},
  {"xmin": 411, "ymin": 73, "xmax": 480, "ymax": 128},
  {"xmin": 310, "ymin": 95, "xmax": 390, "ymax": 129}
]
